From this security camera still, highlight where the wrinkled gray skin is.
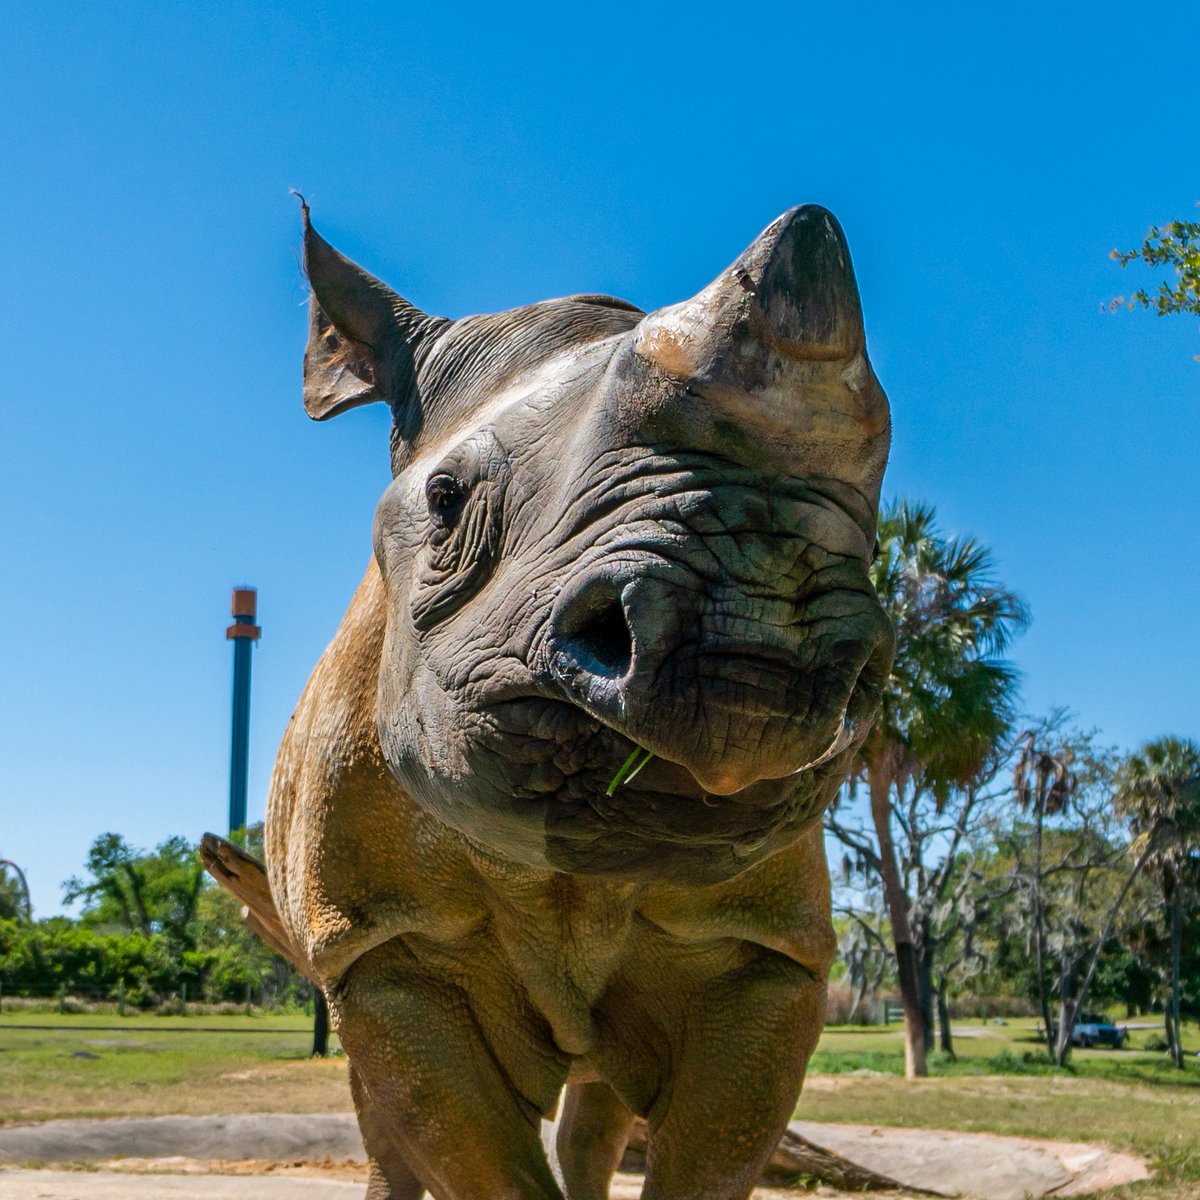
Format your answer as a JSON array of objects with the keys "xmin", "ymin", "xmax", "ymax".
[{"xmin": 264, "ymin": 202, "xmax": 892, "ymax": 1200}]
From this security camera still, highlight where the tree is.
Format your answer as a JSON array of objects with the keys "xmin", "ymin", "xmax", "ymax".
[
  {"xmin": 832, "ymin": 902, "xmax": 894, "ymax": 1025},
  {"xmin": 63, "ymin": 834, "xmax": 205, "ymax": 957},
  {"xmin": 1115, "ymin": 736, "xmax": 1200, "ymax": 1068},
  {"xmin": 919, "ymin": 843, "xmax": 997, "ymax": 1057},
  {"xmin": 1110, "ymin": 204, "xmax": 1200, "ymax": 359},
  {"xmin": 0, "ymin": 859, "xmax": 32, "ymax": 923},
  {"xmin": 0, "ymin": 830, "xmax": 316, "ymax": 1009},
  {"xmin": 840, "ymin": 500, "xmax": 1027, "ymax": 1078},
  {"xmin": 829, "ymin": 751, "xmax": 1013, "ymax": 1060},
  {"xmin": 1012, "ymin": 724, "xmax": 1074, "ymax": 1055},
  {"xmin": 996, "ymin": 721, "xmax": 1161, "ymax": 1065}
]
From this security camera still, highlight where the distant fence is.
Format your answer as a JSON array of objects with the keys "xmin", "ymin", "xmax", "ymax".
[
  {"xmin": 825, "ymin": 982, "xmax": 1040, "ymax": 1026},
  {"xmin": 0, "ymin": 978, "xmax": 313, "ymax": 1017}
]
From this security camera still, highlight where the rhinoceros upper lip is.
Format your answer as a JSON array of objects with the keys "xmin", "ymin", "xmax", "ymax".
[{"xmin": 787, "ymin": 712, "xmax": 856, "ymax": 775}]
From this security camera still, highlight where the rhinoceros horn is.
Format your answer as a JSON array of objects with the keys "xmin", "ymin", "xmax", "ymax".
[
  {"xmin": 631, "ymin": 205, "xmax": 889, "ymax": 490},
  {"xmin": 298, "ymin": 197, "xmax": 450, "ymax": 423}
]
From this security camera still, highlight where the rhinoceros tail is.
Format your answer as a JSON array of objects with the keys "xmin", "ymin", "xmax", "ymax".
[{"xmin": 200, "ymin": 833, "xmax": 317, "ymax": 982}]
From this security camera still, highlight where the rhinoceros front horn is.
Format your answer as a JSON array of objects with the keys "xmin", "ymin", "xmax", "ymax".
[
  {"xmin": 298, "ymin": 197, "xmax": 449, "ymax": 422},
  {"xmin": 632, "ymin": 205, "xmax": 889, "ymax": 488}
]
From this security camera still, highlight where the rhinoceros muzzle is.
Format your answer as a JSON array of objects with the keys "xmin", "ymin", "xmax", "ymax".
[{"xmin": 540, "ymin": 545, "xmax": 892, "ymax": 797}]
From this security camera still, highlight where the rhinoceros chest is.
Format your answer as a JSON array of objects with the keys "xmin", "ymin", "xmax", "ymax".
[
  {"xmin": 476, "ymin": 874, "xmax": 639, "ymax": 1057},
  {"xmin": 410, "ymin": 872, "xmax": 751, "ymax": 1067}
]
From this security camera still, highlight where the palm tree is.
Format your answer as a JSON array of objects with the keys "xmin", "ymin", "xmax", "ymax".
[
  {"xmin": 860, "ymin": 500, "xmax": 1027, "ymax": 1078},
  {"xmin": 1012, "ymin": 728, "xmax": 1074, "ymax": 1059},
  {"xmin": 1115, "ymin": 737, "xmax": 1200, "ymax": 1068}
]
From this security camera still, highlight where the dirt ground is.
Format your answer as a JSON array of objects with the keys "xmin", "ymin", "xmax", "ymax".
[{"xmin": 0, "ymin": 1166, "xmax": 838, "ymax": 1200}]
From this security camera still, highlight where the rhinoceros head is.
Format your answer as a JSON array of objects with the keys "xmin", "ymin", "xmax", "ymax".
[{"xmin": 301, "ymin": 202, "xmax": 893, "ymax": 884}]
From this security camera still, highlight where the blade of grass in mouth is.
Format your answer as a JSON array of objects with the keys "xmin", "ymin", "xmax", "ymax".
[{"xmin": 606, "ymin": 746, "xmax": 656, "ymax": 795}]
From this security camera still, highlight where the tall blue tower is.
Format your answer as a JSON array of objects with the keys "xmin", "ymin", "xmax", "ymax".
[{"xmin": 226, "ymin": 587, "xmax": 261, "ymax": 835}]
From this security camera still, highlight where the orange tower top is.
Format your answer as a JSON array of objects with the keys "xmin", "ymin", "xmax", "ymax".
[{"xmin": 227, "ymin": 587, "xmax": 261, "ymax": 640}]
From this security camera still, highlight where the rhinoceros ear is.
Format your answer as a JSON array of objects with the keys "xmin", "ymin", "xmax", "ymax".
[{"xmin": 299, "ymin": 199, "xmax": 449, "ymax": 422}]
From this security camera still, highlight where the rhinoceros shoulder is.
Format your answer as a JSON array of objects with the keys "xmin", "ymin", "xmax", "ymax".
[{"xmin": 266, "ymin": 562, "xmax": 490, "ymax": 981}]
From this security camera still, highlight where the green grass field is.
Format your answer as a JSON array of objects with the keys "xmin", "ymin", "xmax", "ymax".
[
  {"xmin": 0, "ymin": 1011, "xmax": 352, "ymax": 1121},
  {"xmin": 1, "ymin": 1012, "xmax": 1197, "ymax": 1197}
]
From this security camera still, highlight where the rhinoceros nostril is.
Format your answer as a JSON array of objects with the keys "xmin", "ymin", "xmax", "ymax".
[{"xmin": 560, "ymin": 594, "xmax": 633, "ymax": 678}]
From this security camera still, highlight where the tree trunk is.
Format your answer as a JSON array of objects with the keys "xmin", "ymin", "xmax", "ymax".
[
  {"xmin": 1053, "ymin": 952, "xmax": 1078, "ymax": 1068},
  {"xmin": 1168, "ymin": 891, "xmax": 1183, "ymax": 1069},
  {"xmin": 123, "ymin": 865, "xmax": 154, "ymax": 937},
  {"xmin": 917, "ymin": 935, "xmax": 936, "ymax": 1056},
  {"xmin": 312, "ymin": 989, "xmax": 330, "ymax": 1057},
  {"xmin": 1031, "ymin": 802, "xmax": 1055, "ymax": 1062},
  {"xmin": 1054, "ymin": 994, "xmax": 1075, "ymax": 1067},
  {"xmin": 847, "ymin": 977, "xmax": 865, "ymax": 1026},
  {"xmin": 936, "ymin": 979, "xmax": 956, "ymax": 1058},
  {"xmin": 868, "ymin": 757, "xmax": 927, "ymax": 1078}
]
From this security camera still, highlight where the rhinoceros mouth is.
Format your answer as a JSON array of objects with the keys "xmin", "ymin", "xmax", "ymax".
[
  {"xmin": 467, "ymin": 680, "xmax": 869, "ymax": 881},
  {"xmin": 475, "ymin": 681, "xmax": 860, "ymax": 792},
  {"xmin": 537, "ymin": 733, "xmax": 847, "ymax": 882}
]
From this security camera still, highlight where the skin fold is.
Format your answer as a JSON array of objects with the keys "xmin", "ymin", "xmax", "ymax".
[{"xmin": 219, "ymin": 203, "xmax": 893, "ymax": 1200}]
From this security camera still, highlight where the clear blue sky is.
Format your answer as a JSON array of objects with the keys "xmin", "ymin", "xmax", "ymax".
[{"xmin": 2, "ymin": 2, "xmax": 1196, "ymax": 918}]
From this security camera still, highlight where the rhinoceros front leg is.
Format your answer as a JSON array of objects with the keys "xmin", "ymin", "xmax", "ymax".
[
  {"xmin": 331, "ymin": 938, "xmax": 566, "ymax": 1200},
  {"xmin": 556, "ymin": 1081, "xmax": 636, "ymax": 1200},
  {"xmin": 628, "ymin": 950, "xmax": 825, "ymax": 1200},
  {"xmin": 349, "ymin": 1064, "xmax": 427, "ymax": 1199}
]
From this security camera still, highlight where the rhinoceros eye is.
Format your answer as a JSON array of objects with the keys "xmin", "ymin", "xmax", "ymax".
[
  {"xmin": 412, "ymin": 434, "xmax": 509, "ymax": 631},
  {"xmin": 425, "ymin": 474, "xmax": 467, "ymax": 527}
]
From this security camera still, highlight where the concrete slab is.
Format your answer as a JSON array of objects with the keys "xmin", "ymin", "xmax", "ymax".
[
  {"xmin": 789, "ymin": 1122, "xmax": 1149, "ymax": 1200},
  {"xmin": 0, "ymin": 1114, "xmax": 364, "ymax": 1164},
  {"xmin": 0, "ymin": 1170, "xmax": 362, "ymax": 1199},
  {"xmin": 0, "ymin": 1113, "xmax": 1150, "ymax": 1199}
]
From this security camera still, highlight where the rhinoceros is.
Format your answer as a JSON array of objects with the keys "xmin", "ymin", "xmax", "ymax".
[{"xmin": 204, "ymin": 201, "xmax": 892, "ymax": 1200}]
